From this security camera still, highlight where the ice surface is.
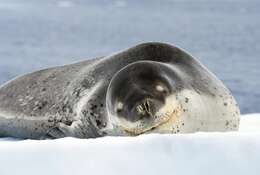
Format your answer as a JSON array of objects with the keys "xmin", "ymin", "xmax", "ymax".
[{"xmin": 0, "ymin": 114, "xmax": 259, "ymax": 175}]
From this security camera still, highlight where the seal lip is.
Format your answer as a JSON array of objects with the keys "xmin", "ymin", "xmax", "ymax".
[{"xmin": 119, "ymin": 104, "xmax": 180, "ymax": 135}]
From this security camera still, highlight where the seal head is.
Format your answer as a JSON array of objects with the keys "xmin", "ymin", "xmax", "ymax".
[{"xmin": 106, "ymin": 61, "xmax": 183, "ymax": 135}]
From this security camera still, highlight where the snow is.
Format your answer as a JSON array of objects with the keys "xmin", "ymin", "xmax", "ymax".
[
  {"xmin": 0, "ymin": 0, "xmax": 259, "ymax": 114},
  {"xmin": 0, "ymin": 114, "xmax": 260, "ymax": 175},
  {"xmin": 239, "ymin": 114, "xmax": 260, "ymax": 133}
]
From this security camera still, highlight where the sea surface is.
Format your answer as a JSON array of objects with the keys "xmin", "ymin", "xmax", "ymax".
[{"xmin": 0, "ymin": 0, "xmax": 259, "ymax": 114}]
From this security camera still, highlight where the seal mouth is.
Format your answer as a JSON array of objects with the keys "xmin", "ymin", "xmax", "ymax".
[
  {"xmin": 121, "ymin": 109, "xmax": 177, "ymax": 135},
  {"xmin": 121, "ymin": 97, "xmax": 181, "ymax": 135}
]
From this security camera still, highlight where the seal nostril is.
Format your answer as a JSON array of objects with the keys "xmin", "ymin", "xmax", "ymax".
[
  {"xmin": 144, "ymin": 100, "xmax": 150, "ymax": 113},
  {"xmin": 136, "ymin": 105, "xmax": 145, "ymax": 115},
  {"xmin": 136, "ymin": 99, "xmax": 154, "ymax": 119}
]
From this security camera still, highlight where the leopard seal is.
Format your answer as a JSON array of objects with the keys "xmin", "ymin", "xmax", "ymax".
[{"xmin": 0, "ymin": 42, "xmax": 240, "ymax": 139}]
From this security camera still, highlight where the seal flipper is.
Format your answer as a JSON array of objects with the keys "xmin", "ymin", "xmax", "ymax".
[
  {"xmin": 43, "ymin": 121, "xmax": 82, "ymax": 139},
  {"xmin": 44, "ymin": 127, "xmax": 66, "ymax": 139},
  {"xmin": 43, "ymin": 118, "xmax": 102, "ymax": 139}
]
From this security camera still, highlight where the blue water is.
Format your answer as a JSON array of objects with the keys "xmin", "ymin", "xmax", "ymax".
[{"xmin": 0, "ymin": 0, "xmax": 259, "ymax": 114}]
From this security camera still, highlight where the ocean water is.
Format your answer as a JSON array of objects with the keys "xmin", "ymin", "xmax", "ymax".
[{"xmin": 0, "ymin": 0, "xmax": 259, "ymax": 114}]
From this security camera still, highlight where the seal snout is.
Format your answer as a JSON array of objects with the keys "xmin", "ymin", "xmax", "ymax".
[{"xmin": 136, "ymin": 98, "xmax": 160, "ymax": 120}]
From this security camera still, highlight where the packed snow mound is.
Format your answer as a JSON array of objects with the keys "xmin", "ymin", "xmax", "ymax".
[{"xmin": 0, "ymin": 114, "xmax": 260, "ymax": 175}]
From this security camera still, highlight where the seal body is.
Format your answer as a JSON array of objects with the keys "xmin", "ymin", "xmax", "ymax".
[{"xmin": 0, "ymin": 42, "xmax": 240, "ymax": 139}]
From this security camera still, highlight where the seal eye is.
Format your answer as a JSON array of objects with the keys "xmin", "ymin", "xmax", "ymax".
[
  {"xmin": 117, "ymin": 108, "xmax": 122, "ymax": 113},
  {"xmin": 155, "ymin": 84, "xmax": 168, "ymax": 95},
  {"xmin": 156, "ymin": 85, "xmax": 163, "ymax": 91},
  {"xmin": 156, "ymin": 85, "xmax": 165, "ymax": 92},
  {"xmin": 116, "ymin": 102, "xmax": 124, "ymax": 113}
]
